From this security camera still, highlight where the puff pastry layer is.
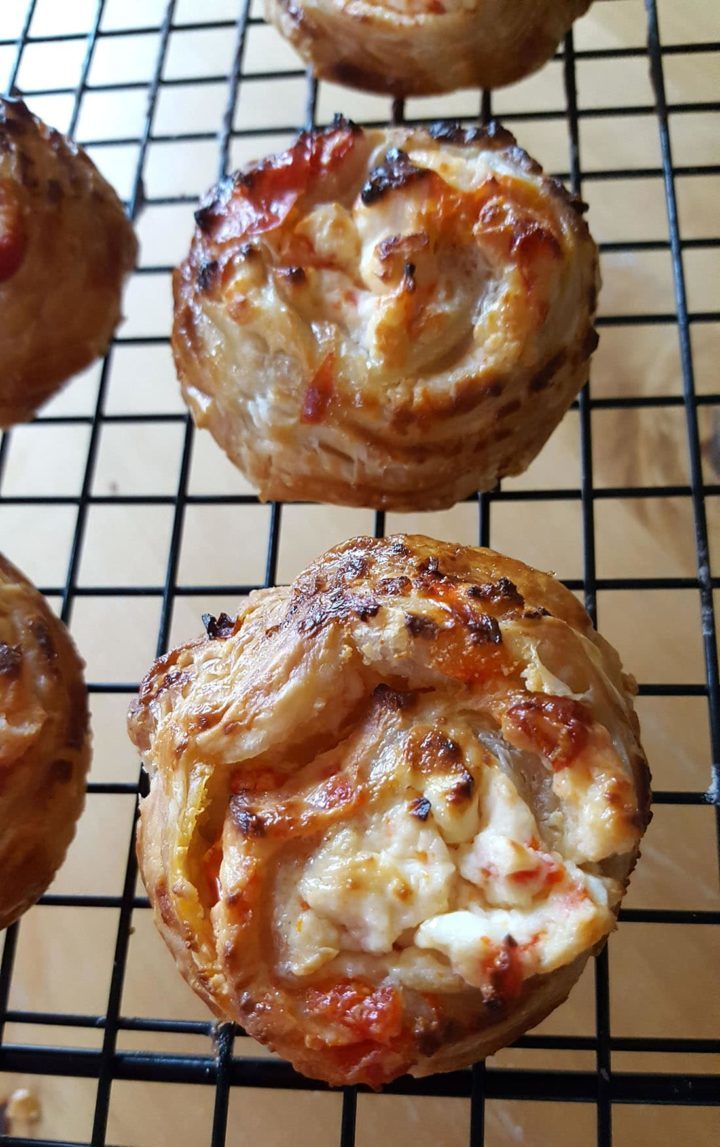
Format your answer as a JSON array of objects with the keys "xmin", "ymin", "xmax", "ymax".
[
  {"xmin": 173, "ymin": 120, "xmax": 599, "ymax": 511},
  {"xmin": 0, "ymin": 554, "xmax": 90, "ymax": 930},
  {"xmin": 0, "ymin": 97, "xmax": 138, "ymax": 427},
  {"xmin": 129, "ymin": 535, "xmax": 650, "ymax": 1086},
  {"xmin": 266, "ymin": 0, "xmax": 592, "ymax": 95}
]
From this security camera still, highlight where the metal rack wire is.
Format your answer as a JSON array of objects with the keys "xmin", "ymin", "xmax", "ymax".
[{"xmin": 0, "ymin": 0, "xmax": 718, "ymax": 1144}]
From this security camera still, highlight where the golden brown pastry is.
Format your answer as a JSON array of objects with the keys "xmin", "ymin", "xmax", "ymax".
[
  {"xmin": 173, "ymin": 120, "xmax": 599, "ymax": 511},
  {"xmin": 0, "ymin": 554, "xmax": 90, "ymax": 930},
  {"xmin": 266, "ymin": 0, "xmax": 592, "ymax": 96},
  {"xmin": 0, "ymin": 97, "xmax": 138, "ymax": 427},
  {"xmin": 128, "ymin": 535, "xmax": 650, "ymax": 1086}
]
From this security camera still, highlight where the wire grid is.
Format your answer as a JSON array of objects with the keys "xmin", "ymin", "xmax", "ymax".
[{"xmin": 0, "ymin": 0, "xmax": 718, "ymax": 1144}]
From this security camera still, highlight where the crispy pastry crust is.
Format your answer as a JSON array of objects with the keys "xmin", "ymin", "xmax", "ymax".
[
  {"xmin": 173, "ymin": 120, "xmax": 599, "ymax": 511},
  {"xmin": 0, "ymin": 554, "xmax": 90, "ymax": 930},
  {"xmin": 129, "ymin": 535, "xmax": 650, "ymax": 1086},
  {"xmin": 0, "ymin": 97, "xmax": 138, "ymax": 427},
  {"xmin": 266, "ymin": 0, "xmax": 592, "ymax": 96}
]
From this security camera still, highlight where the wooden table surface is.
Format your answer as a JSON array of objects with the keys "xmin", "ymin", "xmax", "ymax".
[{"xmin": 0, "ymin": 0, "xmax": 718, "ymax": 1143}]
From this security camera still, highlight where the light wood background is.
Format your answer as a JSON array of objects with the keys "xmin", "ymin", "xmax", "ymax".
[{"xmin": 0, "ymin": 0, "xmax": 718, "ymax": 1144}]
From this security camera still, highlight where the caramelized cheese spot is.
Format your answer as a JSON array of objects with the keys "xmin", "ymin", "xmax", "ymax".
[{"xmin": 301, "ymin": 353, "xmax": 335, "ymax": 424}]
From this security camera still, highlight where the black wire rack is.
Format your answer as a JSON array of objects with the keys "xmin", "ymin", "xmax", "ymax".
[{"xmin": 0, "ymin": 0, "xmax": 718, "ymax": 1144}]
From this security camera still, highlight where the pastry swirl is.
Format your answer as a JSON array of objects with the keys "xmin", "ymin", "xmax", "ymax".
[
  {"xmin": 0, "ymin": 97, "xmax": 138, "ymax": 427},
  {"xmin": 266, "ymin": 0, "xmax": 592, "ymax": 96},
  {"xmin": 129, "ymin": 535, "xmax": 650, "ymax": 1086},
  {"xmin": 0, "ymin": 554, "xmax": 90, "ymax": 930},
  {"xmin": 173, "ymin": 120, "xmax": 599, "ymax": 511}
]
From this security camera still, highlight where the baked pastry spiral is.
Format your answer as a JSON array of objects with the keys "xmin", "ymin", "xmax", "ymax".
[
  {"xmin": 173, "ymin": 119, "xmax": 599, "ymax": 511},
  {"xmin": 0, "ymin": 97, "xmax": 138, "ymax": 427},
  {"xmin": 266, "ymin": 0, "xmax": 592, "ymax": 96},
  {"xmin": 0, "ymin": 554, "xmax": 90, "ymax": 930},
  {"xmin": 128, "ymin": 535, "xmax": 650, "ymax": 1086}
]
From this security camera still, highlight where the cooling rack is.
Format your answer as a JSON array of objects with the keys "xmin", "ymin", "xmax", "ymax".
[{"xmin": 0, "ymin": 0, "xmax": 718, "ymax": 1144}]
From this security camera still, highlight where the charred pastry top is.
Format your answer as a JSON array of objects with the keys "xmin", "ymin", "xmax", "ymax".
[
  {"xmin": 129, "ymin": 534, "xmax": 650, "ymax": 1088},
  {"xmin": 193, "ymin": 115, "xmax": 362, "ymax": 239},
  {"xmin": 360, "ymin": 147, "xmax": 428, "ymax": 205},
  {"xmin": 430, "ymin": 119, "xmax": 520, "ymax": 152}
]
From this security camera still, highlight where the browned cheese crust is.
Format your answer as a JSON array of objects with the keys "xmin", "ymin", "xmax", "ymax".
[
  {"xmin": 173, "ymin": 120, "xmax": 599, "ymax": 512},
  {"xmin": 0, "ymin": 554, "xmax": 91, "ymax": 929},
  {"xmin": 266, "ymin": 0, "xmax": 592, "ymax": 96},
  {"xmin": 0, "ymin": 97, "xmax": 138, "ymax": 427},
  {"xmin": 128, "ymin": 535, "xmax": 650, "ymax": 1086}
]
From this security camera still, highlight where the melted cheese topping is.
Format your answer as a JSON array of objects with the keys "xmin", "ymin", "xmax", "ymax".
[
  {"xmin": 261, "ymin": 137, "xmax": 556, "ymax": 387},
  {"xmin": 273, "ymin": 723, "xmax": 620, "ymax": 993}
]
